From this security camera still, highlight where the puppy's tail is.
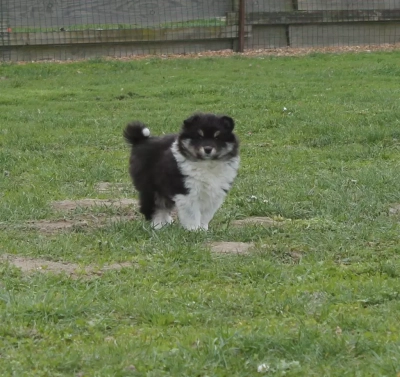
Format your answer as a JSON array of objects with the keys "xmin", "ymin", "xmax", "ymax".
[{"xmin": 123, "ymin": 122, "xmax": 151, "ymax": 146}]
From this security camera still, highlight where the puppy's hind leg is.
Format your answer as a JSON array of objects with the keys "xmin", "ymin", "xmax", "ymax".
[
  {"xmin": 151, "ymin": 194, "xmax": 173, "ymax": 229},
  {"xmin": 138, "ymin": 191, "xmax": 156, "ymax": 221},
  {"xmin": 151, "ymin": 210, "xmax": 173, "ymax": 229}
]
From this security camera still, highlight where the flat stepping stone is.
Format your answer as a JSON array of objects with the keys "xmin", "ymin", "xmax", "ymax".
[
  {"xmin": 210, "ymin": 242, "xmax": 254, "ymax": 254},
  {"xmin": 51, "ymin": 199, "xmax": 137, "ymax": 211},
  {"xmin": 232, "ymin": 216, "xmax": 283, "ymax": 226},
  {"xmin": 389, "ymin": 204, "xmax": 400, "ymax": 215},
  {"xmin": 1, "ymin": 254, "xmax": 132, "ymax": 279},
  {"xmin": 25, "ymin": 215, "xmax": 136, "ymax": 234}
]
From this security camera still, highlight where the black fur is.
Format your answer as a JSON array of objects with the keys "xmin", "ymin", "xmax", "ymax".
[
  {"xmin": 124, "ymin": 113, "xmax": 238, "ymax": 223},
  {"xmin": 125, "ymin": 131, "xmax": 186, "ymax": 220},
  {"xmin": 123, "ymin": 122, "xmax": 150, "ymax": 145}
]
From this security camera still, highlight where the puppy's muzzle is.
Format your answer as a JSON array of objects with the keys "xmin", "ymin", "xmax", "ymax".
[
  {"xmin": 204, "ymin": 146, "xmax": 213, "ymax": 155},
  {"xmin": 199, "ymin": 146, "xmax": 216, "ymax": 158}
]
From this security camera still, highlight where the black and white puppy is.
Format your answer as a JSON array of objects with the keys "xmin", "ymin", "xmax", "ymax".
[{"xmin": 123, "ymin": 113, "xmax": 239, "ymax": 230}]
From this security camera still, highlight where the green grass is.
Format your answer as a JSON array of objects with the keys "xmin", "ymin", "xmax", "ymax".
[
  {"xmin": 11, "ymin": 18, "xmax": 227, "ymax": 33},
  {"xmin": 1, "ymin": 52, "xmax": 400, "ymax": 376}
]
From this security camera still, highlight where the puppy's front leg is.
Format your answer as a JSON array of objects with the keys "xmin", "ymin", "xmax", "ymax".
[
  {"xmin": 174, "ymin": 194, "xmax": 202, "ymax": 230},
  {"xmin": 200, "ymin": 194, "xmax": 226, "ymax": 231}
]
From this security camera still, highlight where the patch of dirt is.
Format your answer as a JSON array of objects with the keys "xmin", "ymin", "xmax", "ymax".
[
  {"xmin": 1, "ymin": 254, "xmax": 133, "ymax": 279},
  {"xmin": 51, "ymin": 198, "xmax": 137, "ymax": 211},
  {"xmin": 288, "ymin": 251, "xmax": 303, "ymax": 262},
  {"xmin": 15, "ymin": 44, "xmax": 400, "ymax": 66},
  {"xmin": 210, "ymin": 242, "xmax": 254, "ymax": 254},
  {"xmin": 26, "ymin": 219, "xmax": 89, "ymax": 233},
  {"xmin": 389, "ymin": 204, "xmax": 400, "ymax": 215},
  {"xmin": 110, "ymin": 43, "xmax": 400, "ymax": 60},
  {"xmin": 94, "ymin": 182, "xmax": 131, "ymax": 194},
  {"xmin": 232, "ymin": 217, "xmax": 284, "ymax": 227}
]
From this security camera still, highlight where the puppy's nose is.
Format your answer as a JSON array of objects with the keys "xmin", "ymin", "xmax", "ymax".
[{"xmin": 204, "ymin": 146, "xmax": 213, "ymax": 154}]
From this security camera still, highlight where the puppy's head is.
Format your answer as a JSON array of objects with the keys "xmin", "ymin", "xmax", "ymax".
[{"xmin": 177, "ymin": 113, "xmax": 238, "ymax": 161}]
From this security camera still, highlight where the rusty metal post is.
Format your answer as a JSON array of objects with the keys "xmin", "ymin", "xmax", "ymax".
[{"xmin": 237, "ymin": 0, "xmax": 245, "ymax": 52}]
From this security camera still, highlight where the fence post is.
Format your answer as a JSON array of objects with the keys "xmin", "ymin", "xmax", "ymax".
[{"xmin": 230, "ymin": 0, "xmax": 245, "ymax": 52}]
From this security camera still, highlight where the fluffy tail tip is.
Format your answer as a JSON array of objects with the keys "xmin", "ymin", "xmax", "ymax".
[{"xmin": 123, "ymin": 122, "xmax": 151, "ymax": 145}]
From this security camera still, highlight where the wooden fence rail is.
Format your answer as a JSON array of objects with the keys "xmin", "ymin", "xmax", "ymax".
[
  {"xmin": 8, "ymin": 26, "xmax": 251, "ymax": 46},
  {"xmin": 247, "ymin": 10, "xmax": 400, "ymax": 24},
  {"xmin": 1, "ymin": 0, "xmax": 400, "ymax": 61}
]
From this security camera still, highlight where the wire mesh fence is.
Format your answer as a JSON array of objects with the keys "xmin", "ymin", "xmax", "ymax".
[
  {"xmin": 1, "ymin": 0, "xmax": 400, "ymax": 62},
  {"xmin": 246, "ymin": 0, "xmax": 400, "ymax": 50}
]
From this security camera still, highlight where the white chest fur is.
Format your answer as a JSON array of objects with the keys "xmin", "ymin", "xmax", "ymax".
[
  {"xmin": 179, "ymin": 155, "xmax": 239, "ymax": 191},
  {"xmin": 171, "ymin": 141, "xmax": 239, "ymax": 230}
]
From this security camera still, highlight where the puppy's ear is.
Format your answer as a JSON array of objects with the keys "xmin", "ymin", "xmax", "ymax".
[
  {"xmin": 183, "ymin": 114, "xmax": 200, "ymax": 129},
  {"xmin": 220, "ymin": 116, "xmax": 235, "ymax": 132}
]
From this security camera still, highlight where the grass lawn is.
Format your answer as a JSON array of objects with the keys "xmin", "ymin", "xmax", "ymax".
[{"xmin": 1, "ymin": 51, "xmax": 400, "ymax": 376}]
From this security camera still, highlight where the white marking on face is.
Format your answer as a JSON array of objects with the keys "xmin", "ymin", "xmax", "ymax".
[
  {"xmin": 181, "ymin": 139, "xmax": 198, "ymax": 158},
  {"xmin": 219, "ymin": 142, "xmax": 235, "ymax": 158},
  {"xmin": 198, "ymin": 129, "xmax": 204, "ymax": 137},
  {"xmin": 214, "ymin": 130, "xmax": 220, "ymax": 138},
  {"xmin": 142, "ymin": 128, "xmax": 150, "ymax": 137}
]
